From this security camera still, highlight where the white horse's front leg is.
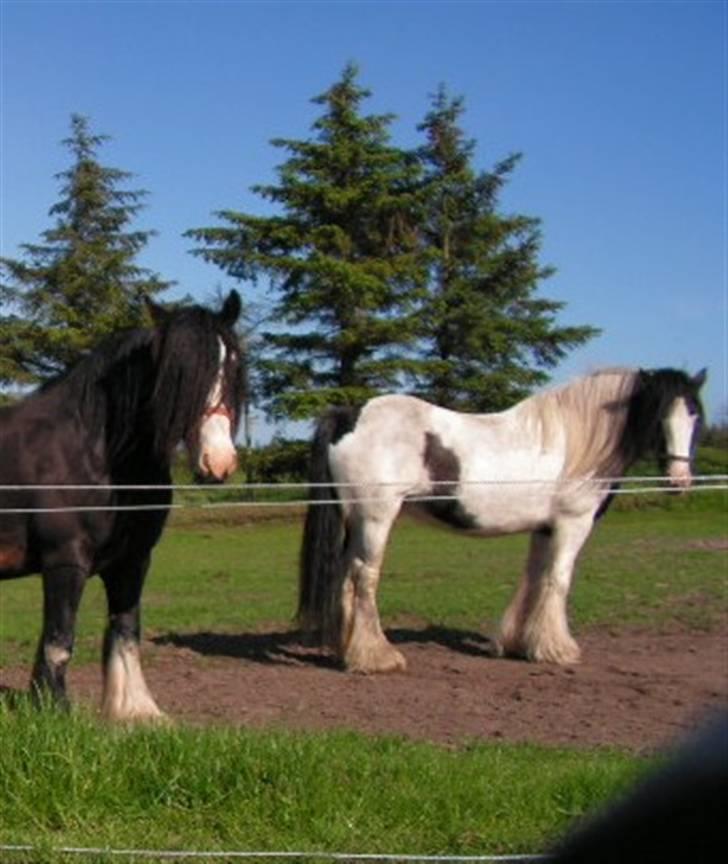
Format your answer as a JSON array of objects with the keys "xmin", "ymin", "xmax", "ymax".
[
  {"xmin": 500, "ymin": 514, "xmax": 594, "ymax": 664},
  {"xmin": 499, "ymin": 529, "xmax": 550, "ymax": 659}
]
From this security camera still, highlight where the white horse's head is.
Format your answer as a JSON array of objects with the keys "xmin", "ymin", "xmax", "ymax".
[{"xmin": 662, "ymin": 369, "xmax": 707, "ymax": 489}]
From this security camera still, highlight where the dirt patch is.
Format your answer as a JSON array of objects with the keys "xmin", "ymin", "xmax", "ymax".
[
  {"xmin": 684, "ymin": 539, "xmax": 728, "ymax": 551},
  {"xmin": 2, "ymin": 626, "xmax": 725, "ymax": 753}
]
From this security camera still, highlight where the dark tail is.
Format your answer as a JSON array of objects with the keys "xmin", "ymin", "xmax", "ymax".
[{"xmin": 297, "ymin": 406, "xmax": 360, "ymax": 646}]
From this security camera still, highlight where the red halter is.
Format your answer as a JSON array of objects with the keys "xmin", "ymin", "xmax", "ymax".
[{"xmin": 203, "ymin": 402, "xmax": 235, "ymax": 422}]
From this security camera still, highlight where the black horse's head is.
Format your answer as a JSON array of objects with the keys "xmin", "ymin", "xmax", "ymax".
[{"xmin": 146, "ymin": 290, "xmax": 243, "ymax": 482}]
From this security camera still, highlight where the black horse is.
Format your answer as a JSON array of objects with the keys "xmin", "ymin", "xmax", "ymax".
[{"xmin": 0, "ymin": 291, "xmax": 242, "ymax": 720}]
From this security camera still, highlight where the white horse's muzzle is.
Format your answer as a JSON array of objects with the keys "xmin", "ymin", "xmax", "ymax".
[{"xmin": 668, "ymin": 456, "xmax": 692, "ymax": 489}]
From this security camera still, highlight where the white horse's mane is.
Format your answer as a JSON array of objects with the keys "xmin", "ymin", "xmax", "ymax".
[{"xmin": 525, "ymin": 368, "xmax": 639, "ymax": 479}]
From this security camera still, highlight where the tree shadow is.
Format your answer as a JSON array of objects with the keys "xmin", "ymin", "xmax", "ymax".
[{"xmin": 153, "ymin": 624, "xmax": 498, "ymax": 668}]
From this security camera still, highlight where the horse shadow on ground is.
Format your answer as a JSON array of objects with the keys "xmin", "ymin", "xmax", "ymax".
[
  {"xmin": 152, "ymin": 625, "xmax": 497, "ymax": 670},
  {"xmin": 153, "ymin": 630, "xmax": 339, "ymax": 670},
  {"xmin": 389, "ymin": 625, "xmax": 498, "ymax": 657}
]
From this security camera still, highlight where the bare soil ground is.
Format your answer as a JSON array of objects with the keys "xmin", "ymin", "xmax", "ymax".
[{"xmin": 3, "ymin": 625, "xmax": 726, "ymax": 753}]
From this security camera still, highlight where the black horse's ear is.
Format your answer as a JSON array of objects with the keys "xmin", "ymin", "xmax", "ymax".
[
  {"xmin": 693, "ymin": 368, "xmax": 708, "ymax": 389},
  {"xmin": 220, "ymin": 290, "xmax": 242, "ymax": 326},
  {"xmin": 144, "ymin": 296, "xmax": 169, "ymax": 327}
]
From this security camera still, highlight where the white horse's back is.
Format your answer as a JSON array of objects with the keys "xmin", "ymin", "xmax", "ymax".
[{"xmin": 329, "ymin": 392, "xmax": 568, "ymax": 534}]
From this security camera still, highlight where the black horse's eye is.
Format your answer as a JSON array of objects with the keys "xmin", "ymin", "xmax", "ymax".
[{"xmin": 685, "ymin": 392, "xmax": 704, "ymax": 418}]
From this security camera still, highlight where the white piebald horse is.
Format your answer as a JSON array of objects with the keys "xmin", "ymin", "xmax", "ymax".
[{"xmin": 298, "ymin": 368, "xmax": 706, "ymax": 673}]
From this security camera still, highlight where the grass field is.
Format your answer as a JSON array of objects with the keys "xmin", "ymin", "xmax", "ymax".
[
  {"xmin": 0, "ymin": 700, "xmax": 651, "ymax": 863},
  {"xmin": 1, "ymin": 496, "xmax": 726, "ymax": 665},
  {"xmin": 0, "ymin": 489, "xmax": 725, "ymax": 862}
]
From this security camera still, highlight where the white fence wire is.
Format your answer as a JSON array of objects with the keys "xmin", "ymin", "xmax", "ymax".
[
  {"xmin": 0, "ymin": 475, "xmax": 725, "ymax": 514},
  {"xmin": 0, "ymin": 846, "xmax": 549, "ymax": 862}
]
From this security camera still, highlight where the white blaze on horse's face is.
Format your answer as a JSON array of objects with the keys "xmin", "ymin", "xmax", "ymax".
[
  {"xmin": 663, "ymin": 397, "xmax": 697, "ymax": 488},
  {"xmin": 196, "ymin": 338, "xmax": 238, "ymax": 482}
]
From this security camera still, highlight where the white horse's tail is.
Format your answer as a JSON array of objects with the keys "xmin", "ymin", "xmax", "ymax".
[{"xmin": 298, "ymin": 406, "xmax": 360, "ymax": 647}]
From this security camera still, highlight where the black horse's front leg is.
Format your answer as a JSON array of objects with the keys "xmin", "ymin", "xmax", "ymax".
[
  {"xmin": 100, "ymin": 555, "xmax": 165, "ymax": 722},
  {"xmin": 31, "ymin": 565, "xmax": 87, "ymax": 708}
]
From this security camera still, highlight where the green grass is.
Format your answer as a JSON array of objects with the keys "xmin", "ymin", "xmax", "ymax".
[
  {"xmin": 0, "ymin": 700, "xmax": 647, "ymax": 863},
  {"xmin": 0, "ymin": 502, "xmax": 724, "ymax": 861},
  {"xmin": 1, "ymin": 504, "xmax": 726, "ymax": 666}
]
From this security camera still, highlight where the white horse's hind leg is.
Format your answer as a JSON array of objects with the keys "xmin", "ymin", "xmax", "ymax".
[
  {"xmin": 340, "ymin": 507, "xmax": 405, "ymax": 674},
  {"xmin": 499, "ymin": 514, "xmax": 594, "ymax": 665}
]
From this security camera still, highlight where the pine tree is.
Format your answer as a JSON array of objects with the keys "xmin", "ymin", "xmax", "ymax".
[
  {"xmin": 187, "ymin": 64, "xmax": 424, "ymax": 421},
  {"xmin": 412, "ymin": 88, "xmax": 598, "ymax": 411},
  {"xmin": 0, "ymin": 114, "xmax": 170, "ymax": 387}
]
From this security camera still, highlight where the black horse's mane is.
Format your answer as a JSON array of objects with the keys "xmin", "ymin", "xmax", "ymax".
[{"xmin": 30, "ymin": 305, "xmax": 241, "ymax": 469}]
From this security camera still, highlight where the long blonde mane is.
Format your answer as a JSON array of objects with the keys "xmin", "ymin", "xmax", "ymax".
[{"xmin": 526, "ymin": 368, "xmax": 639, "ymax": 479}]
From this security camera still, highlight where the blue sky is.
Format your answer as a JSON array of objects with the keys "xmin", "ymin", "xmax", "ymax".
[{"xmin": 1, "ymin": 0, "xmax": 725, "ymax": 440}]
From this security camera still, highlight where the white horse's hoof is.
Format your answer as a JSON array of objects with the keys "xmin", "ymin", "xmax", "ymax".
[{"xmin": 344, "ymin": 644, "xmax": 407, "ymax": 674}]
